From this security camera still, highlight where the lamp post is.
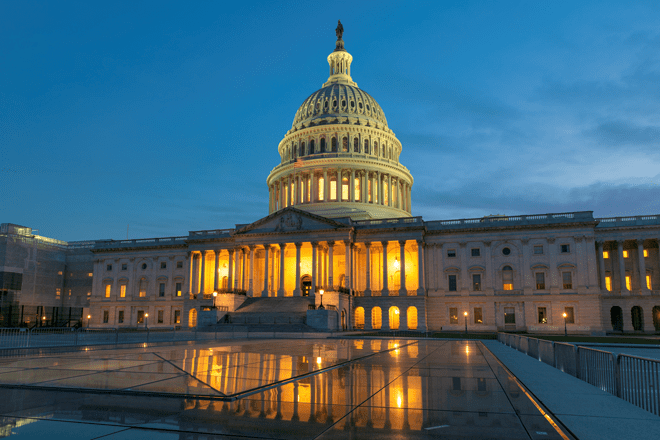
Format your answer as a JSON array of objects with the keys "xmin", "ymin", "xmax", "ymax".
[
  {"xmin": 42, "ymin": 316, "xmax": 46, "ymax": 327},
  {"xmin": 145, "ymin": 313, "xmax": 149, "ymax": 331},
  {"xmin": 562, "ymin": 312, "xmax": 567, "ymax": 337},
  {"xmin": 319, "ymin": 289, "xmax": 325, "ymax": 309},
  {"xmin": 87, "ymin": 314, "xmax": 91, "ymax": 328},
  {"xmin": 464, "ymin": 311, "xmax": 468, "ymax": 334}
]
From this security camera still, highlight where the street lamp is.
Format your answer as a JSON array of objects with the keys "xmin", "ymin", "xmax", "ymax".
[
  {"xmin": 464, "ymin": 311, "xmax": 468, "ymax": 334},
  {"xmin": 87, "ymin": 314, "xmax": 91, "ymax": 328},
  {"xmin": 562, "ymin": 312, "xmax": 567, "ymax": 337},
  {"xmin": 145, "ymin": 313, "xmax": 149, "ymax": 330},
  {"xmin": 42, "ymin": 316, "xmax": 46, "ymax": 327},
  {"xmin": 319, "ymin": 289, "xmax": 325, "ymax": 309}
]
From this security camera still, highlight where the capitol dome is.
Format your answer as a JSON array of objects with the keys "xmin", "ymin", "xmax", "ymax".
[{"xmin": 266, "ymin": 24, "xmax": 413, "ymax": 220}]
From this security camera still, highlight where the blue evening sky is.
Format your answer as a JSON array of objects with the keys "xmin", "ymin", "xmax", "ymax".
[{"xmin": 2, "ymin": 1, "xmax": 659, "ymax": 241}]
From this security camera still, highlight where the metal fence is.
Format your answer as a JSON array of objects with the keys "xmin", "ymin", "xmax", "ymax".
[{"xmin": 498, "ymin": 332, "xmax": 660, "ymax": 416}]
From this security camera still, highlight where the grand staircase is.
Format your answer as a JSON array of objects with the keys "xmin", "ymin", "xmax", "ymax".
[{"xmin": 209, "ymin": 297, "xmax": 317, "ymax": 332}]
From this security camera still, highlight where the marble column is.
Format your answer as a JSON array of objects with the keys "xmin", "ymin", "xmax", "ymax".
[
  {"xmin": 294, "ymin": 242, "xmax": 302, "ymax": 296},
  {"xmin": 214, "ymin": 250, "xmax": 220, "ymax": 292},
  {"xmin": 364, "ymin": 242, "xmax": 372, "ymax": 296},
  {"xmin": 638, "ymin": 239, "xmax": 648, "ymax": 293},
  {"xmin": 596, "ymin": 241, "xmax": 606, "ymax": 291},
  {"xmin": 345, "ymin": 242, "xmax": 351, "ymax": 293},
  {"xmin": 227, "ymin": 249, "xmax": 234, "ymax": 292},
  {"xmin": 278, "ymin": 243, "xmax": 286, "ymax": 297},
  {"xmin": 311, "ymin": 242, "xmax": 318, "ymax": 298},
  {"xmin": 233, "ymin": 248, "xmax": 241, "ymax": 291},
  {"xmin": 417, "ymin": 240, "xmax": 426, "ymax": 295},
  {"xmin": 377, "ymin": 171, "xmax": 382, "ymax": 205},
  {"xmin": 617, "ymin": 240, "xmax": 628, "ymax": 294},
  {"xmin": 382, "ymin": 241, "xmax": 389, "ymax": 296},
  {"xmin": 323, "ymin": 169, "xmax": 329, "ymax": 202},
  {"xmin": 328, "ymin": 241, "xmax": 335, "ymax": 289},
  {"xmin": 248, "ymin": 246, "xmax": 255, "ymax": 296},
  {"xmin": 387, "ymin": 174, "xmax": 392, "ymax": 206},
  {"xmin": 200, "ymin": 251, "xmax": 207, "ymax": 295},
  {"xmin": 336, "ymin": 169, "xmax": 342, "ymax": 201},
  {"xmin": 398, "ymin": 240, "xmax": 407, "ymax": 296},
  {"xmin": 262, "ymin": 245, "xmax": 270, "ymax": 297},
  {"xmin": 350, "ymin": 169, "xmax": 356, "ymax": 202}
]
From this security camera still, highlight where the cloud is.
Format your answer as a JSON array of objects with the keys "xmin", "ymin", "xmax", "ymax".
[{"xmin": 585, "ymin": 120, "xmax": 660, "ymax": 149}]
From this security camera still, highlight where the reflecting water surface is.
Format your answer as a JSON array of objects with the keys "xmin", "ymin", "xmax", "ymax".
[{"xmin": 0, "ymin": 339, "xmax": 572, "ymax": 439}]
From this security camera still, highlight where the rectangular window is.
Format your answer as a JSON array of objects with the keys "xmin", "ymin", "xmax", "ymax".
[
  {"xmin": 176, "ymin": 282, "xmax": 182, "ymax": 297},
  {"xmin": 471, "ymin": 248, "xmax": 480, "ymax": 257},
  {"xmin": 55, "ymin": 288, "xmax": 61, "ymax": 298},
  {"xmin": 121, "ymin": 263, "xmax": 127, "ymax": 270},
  {"xmin": 120, "ymin": 284, "xmax": 126, "ymax": 298},
  {"xmin": 159, "ymin": 283, "xmax": 165, "ymax": 297},
  {"xmin": 106, "ymin": 264, "xmax": 112, "ymax": 271},
  {"xmin": 472, "ymin": 274, "xmax": 481, "ymax": 291},
  {"xmin": 605, "ymin": 276, "xmax": 612, "ymax": 291},
  {"xmin": 354, "ymin": 177, "xmax": 361, "ymax": 201},
  {"xmin": 504, "ymin": 307, "xmax": 515, "ymax": 324},
  {"xmin": 318, "ymin": 176, "xmax": 324, "ymax": 201},
  {"xmin": 474, "ymin": 307, "xmax": 483, "ymax": 324},
  {"xmin": 137, "ymin": 310, "xmax": 145, "ymax": 324},
  {"xmin": 449, "ymin": 307, "xmax": 458, "ymax": 324},
  {"xmin": 562, "ymin": 272, "xmax": 572, "ymax": 289},
  {"xmin": 625, "ymin": 275, "xmax": 632, "ymax": 290},
  {"xmin": 536, "ymin": 272, "xmax": 545, "ymax": 290},
  {"xmin": 177, "ymin": 261, "xmax": 183, "ymax": 269},
  {"xmin": 447, "ymin": 249, "xmax": 456, "ymax": 258},
  {"xmin": 103, "ymin": 311, "xmax": 109, "ymax": 323},
  {"xmin": 538, "ymin": 307, "xmax": 547, "ymax": 324},
  {"xmin": 139, "ymin": 279, "xmax": 146, "ymax": 297},
  {"xmin": 118, "ymin": 310, "xmax": 124, "ymax": 323},
  {"xmin": 603, "ymin": 251, "xmax": 609, "ymax": 259},
  {"xmin": 88, "ymin": 273, "xmax": 93, "ymax": 277},
  {"xmin": 174, "ymin": 310, "xmax": 181, "ymax": 324},
  {"xmin": 623, "ymin": 250, "xmax": 629, "ymax": 258},
  {"xmin": 330, "ymin": 180, "xmax": 337, "ymax": 200},
  {"xmin": 643, "ymin": 249, "xmax": 648, "ymax": 257},
  {"xmin": 105, "ymin": 284, "xmax": 111, "ymax": 298},
  {"xmin": 160, "ymin": 262, "xmax": 167, "ymax": 269},
  {"xmin": 382, "ymin": 181, "xmax": 388, "ymax": 205},
  {"xmin": 533, "ymin": 245, "xmax": 543, "ymax": 255},
  {"xmin": 560, "ymin": 244, "xmax": 570, "ymax": 253},
  {"xmin": 158, "ymin": 310, "xmax": 164, "ymax": 324},
  {"xmin": 647, "ymin": 275, "xmax": 652, "ymax": 290},
  {"xmin": 564, "ymin": 307, "xmax": 575, "ymax": 324},
  {"xmin": 58, "ymin": 271, "xmax": 63, "ymax": 275},
  {"xmin": 448, "ymin": 275, "xmax": 457, "ymax": 292},
  {"xmin": 68, "ymin": 289, "xmax": 71, "ymax": 296}
]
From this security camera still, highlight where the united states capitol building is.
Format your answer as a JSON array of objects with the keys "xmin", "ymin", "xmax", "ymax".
[{"xmin": 2, "ymin": 28, "xmax": 659, "ymax": 335}]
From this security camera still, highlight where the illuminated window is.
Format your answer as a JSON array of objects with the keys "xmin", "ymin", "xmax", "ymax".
[
  {"xmin": 472, "ymin": 274, "xmax": 481, "ymax": 291},
  {"xmin": 58, "ymin": 271, "xmax": 63, "ymax": 275},
  {"xmin": 354, "ymin": 177, "xmax": 361, "ymax": 201},
  {"xmin": 330, "ymin": 179, "xmax": 337, "ymax": 200},
  {"xmin": 502, "ymin": 266, "xmax": 513, "ymax": 290},
  {"xmin": 603, "ymin": 251, "xmax": 609, "ymax": 259},
  {"xmin": 625, "ymin": 276, "xmax": 631, "ymax": 290},
  {"xmin": 474, "ymin": 307, "xmax": 483, "ymax": 324},
  {"xmin": 383, "ymin": 181, "xmax": 389, "ymax": 205},
  {"xmin": 56, "ymin": 288, "xmax": 61, "ymax": 298},
  {"xmin": 118, "ymin": 310, "xmax": 124, "ymax": 324},
  {"xmin": 342, "ymin": 136, "xmax": 348, "ymax": 152},
  {"xmin": 647, "ymin": 275, "xmax": 652, "ymax": 290},
  {"xmin": 623, "ymin": 250, "xmax": 629, "ymax": 258},
  {"xmin": 536, "ymin": 273, "xmax": 545, "ymax": 290},
  {"xmin": 176, "ymin": 282, "xmax": 182, "ymax": 297},
  {"xmin": 538, "ymin": 307, "xmax": 547, "ymax": 324},
  {"xmin": 137, "ymin": 311, "xmax": 144, "ymax": 324},
  {"xmin": 342, "ymin": 176, "xmax": 349, "ymax": 200},
  {"xmin": 407, "ymin": 306, "xmax": 418, "ymax": 330},
  {"xmin": 88, "ymin": 273, "xmax": 93, "ymax": 277},
  {"xmin": 68, "ymin": 289, "xmax": 71, "ymax": 296},
  {"xmin": 174, "ymin": 310, "xmax": 181, "ymax": 324},
  {"xmin": 643, "ymin": 249, "xmax": 648, "ymax": 257},
  {"xmin": 139, "ymin": 279, "xmax": 147, "ymax": 297},
  {"xmin": 564, "ymin": 307, "xmax": 575, "ymax": 323},
  {"xmin": 371, "ymin": 307, "xmax": 382, "ymax": 329},
  {"xmin": 562, "ymin": 272, "xmax": 572, "ymax": 289},
  {"xmin": 449, "ymin": 307, "xmax": 458, "ymax": 324},
  {"xmin": 368, "ymin": 179, "xmax": 372, "ymax": 202},
  {"xmin": 318, "ymin": 176, "xmax": 324, "ymax": 200},
  {"xmin": 120, "ymin": 285, "xmax": 126, "ymax": 298},
  {"xmin": 307, "ymin": 178, "xmax": 311, "ymax": 202},
  {"xmin": 105, "ymin": 284, "xmax": 111, "ymax": 298},
  {"xmin": 605, "ymin": 276, "xmax": 612, "ymax": 291},
  {"xmin": 448, "ymin": 275, "xmax": 457, "ymax": 292}
]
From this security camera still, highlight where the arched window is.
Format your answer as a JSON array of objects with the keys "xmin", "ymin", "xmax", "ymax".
[
  {"xmin": 610, "ymin": 306, "xmax": 623, "ymax": 331},
  {"xmin": 310, "ymin": 139, "xmax": 315, "ymax": 153},
  {"xmin": 292, "ymin": 143, "xmax": 297, "ymax": 160},
  {"xmin": 189, "ymin": 309, "xmax": 197, "ymax": 328},
  {"xmin": 354, "ymin": 177, "xmax": 361, "ymax": 201},
  {"xmin": 407, "ymin": 306, "xmax": 418, "ymax": 330},
  {"xmin": 372, "ymin": 307, "xmax": 382, "ymax": 330},
  {"xmin": 389, "ymin": 306, "xmax": 400, "ymax": 330},
  {"xmin": 342, "ymin": 176, "xmax": 349, "ymax": 200},
  {"xmin": 388, "ymin": 147, "xmax": 392, "ymax": 159},
  {"xmin": 320, "ymin": 138, "xmax": 326, "ymax": 152},
  {"xmin": 353, "ymin": 138, "xmax": 359, "ymax": 152},
  {"xmin": 631, "ymin": 306, "xmax": 644, "ymax": 331},
  {"xmin": 364, "ymin": 139, "xmax": 369, "ymax": 155},
  {"xmin": 300, "ymin": 142, "xmax": 305, "ymax": 157},
  {"xmin": 502, "ymin": 266, "xmax": 513, "ymax": 290},
  {"xmin": 342, "ymin": 137, "xmax": 348, "ymax": 152},
  {"xmin": 374, "ymin": 141, "xmax": 378, "ymax": 156},
  {"xmin": 355, "ymin": 307, "xmax": 365, "ymax": 329},
  {"xmin": 331, "ymin": 137, "xmax": 337, "ymax": 152},
  {"xmin": 139, "ymin": 278, "xmax": 147, "ymax": 297}
]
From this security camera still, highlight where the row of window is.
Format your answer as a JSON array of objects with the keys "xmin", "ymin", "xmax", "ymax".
[
  {"xmin": 283, "ymin": 137, "xmax": 399, "ymax": 162},
  {"xmin": 106, "ymin": 261, "xmax": 184, "ymax": 272},
  {"xmin": 448, "ymin": 306, "xmax": 576, "ymax": 325},
  {"xmin": 102, "ymin": 309, "xmax": 181, "ymax": 325},
  {"xmin": 603, "ymin": 250, "xmax": 650, "ymax": 258},
  {"xmin": 447, "ymin": 269, "xmax": 575, "ymax": 292},
  {"xmin": 605, "ymin": 274, "xmax": 653, "ymax": 291},
  {"xmin": 104, "ymin": 281, "xmax": 183, "ymax": 298},
  {"xmin": 449, "ymin": 244, "xmax": 570, "ymax": 259}
]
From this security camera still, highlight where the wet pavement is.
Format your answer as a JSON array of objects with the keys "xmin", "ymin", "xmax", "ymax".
[{"xmin": 0, "ymin": 339, "xmax": 573, "ymax": 439}]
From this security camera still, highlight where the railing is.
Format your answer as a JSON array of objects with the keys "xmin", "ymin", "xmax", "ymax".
[
  {"xmin": 596, "ymin": 214, "xmax": 660, "ymax": 226},
  {"xmin": 499, "ymin": 332, "xmax": 660, "ymax": 416}
]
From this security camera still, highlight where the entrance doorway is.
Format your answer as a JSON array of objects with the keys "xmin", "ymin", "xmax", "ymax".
[
  {"xmin": 504, "ymin": 307, "xmax": 516, "ymax": 329},
  {"xmin": 610, "ymin": 306, "xmax": 623, "ymax": 331},
  {"xmin": 631, "ymin": 306, "xmax": 644, "ymax": 331},
  {"xmin": 301, "ymin": 275, "xmax": 312, "ymax": 296}
]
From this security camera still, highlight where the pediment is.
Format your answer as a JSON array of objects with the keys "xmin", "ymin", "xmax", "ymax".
[{"xmin": 235, "ymin": 207, "xmax": 350, "ymax": 235}]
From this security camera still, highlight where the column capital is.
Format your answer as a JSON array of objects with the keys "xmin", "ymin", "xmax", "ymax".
[
  {"xmin": 381, "ymin": 240, "xmax": 389, "ymax": 246},
  {"xmin": 416, "ymin": 239, "xmax": 425, "ymax": 247},
  {"xmin": 294, "ymin": 242, "xmax": 303, "ymax": 248},
  {"xmin": 636, "ymin": 238, "xmax": 645, "ymax": 246},
  {"xmin": 214, "ymin": 249, "xmax": 220, "ymax": 256},
  {"xmin": 595, "ymin": 240, "xmax": 604, "ymax": 247},
  {"xmin": 483, "ymin": 241, "xmax": 491, "ymax": 247},
  {"xmin": 278, "ymin": 243, "xmax": 287, "ymax": 249},
  {"xmin": 263, "ymin": 244, "xmax": 271, "ymax": 250},
  {"xmin": 521, "ymin": 237, "xmax": 530, "ymax": 245},
  {"xmin": 248, "ymin": 244, "xmax": 257, "ymax": 251},
  {"xmin": 311, "ymin": 241, "xmax": 318, "ymax": 247},
  {"xmin": 575, "ymin": 236, "xmax": 584, "ymax": 243},
  {"xmin": 227, "ymin": 248, "xmax": 235, "ymax": 255},
  {"xmin": 547, "ymin": 237, "xmax": 556, "ymax": 244},
  {"xmin": 398, "ymin": 240, "xmax": 407, "ymax": 247},
  {"xmin": 364, "ymin": 242, "xmax": 372, "ymax": 248},
  {"xmin": 327, "ymin": 240, "xmax": 335, "ymax": 247}
]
